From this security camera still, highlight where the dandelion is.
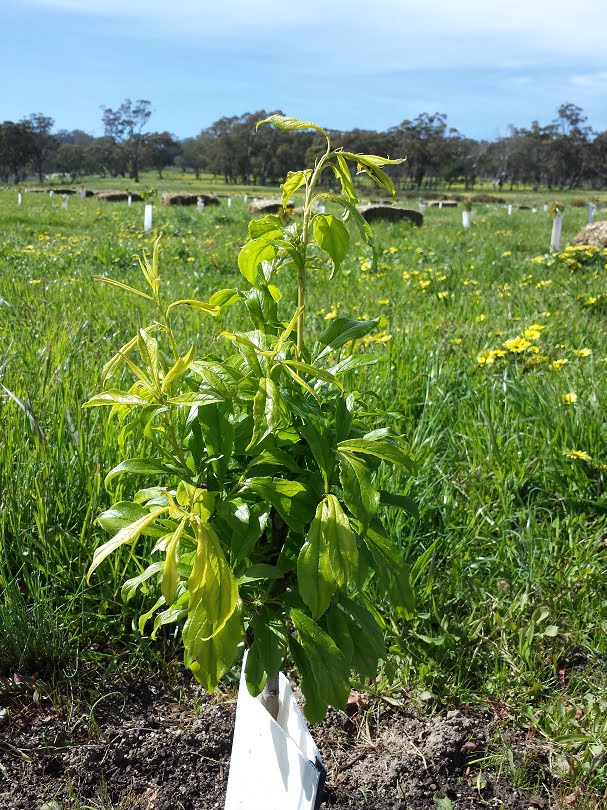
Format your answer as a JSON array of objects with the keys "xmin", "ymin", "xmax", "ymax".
[
  {"xmin": 585, "ymin": 297, "xmax": 597, "ymax": 306},
  {"xmin": 437, "ymin": 290, "xmax": 449, "ymax": 300},
  {"xmin": 502, "ymin": 251, "xmax": 511, "ymax": 257},
  {"xmin": 476, "ymin": 314, "xmax": 486, "ymax": 323},
  {"xmin": 377, "ymin": 298, "xmax": 390, "ymax": 306},
  {"xmin": 575, "ymin": 348, "xmax": 592, "ymax": 357},
  {"xmin": 503, "ymin": 337, "xmax": 531, "ymax": 353},
  {"xmin": 551, "ymin": 359, "xmax": 568, "ymax": 370},
  {"xmin": 452, "ymin": 338, "xmax": 462, "ymax": 345},
  {"xmin": 477, "ymin": 349, "xmax": 497, "ymax": 366},
  {"xmin": 564, "ymin": 449, "xmax": 591, "ymax": 462},
  {"xmin": 388, "ymin": 246, "xmax": 398, "ymax": 254},
  {"xmin": 324, "ymin": 306, "xmax": 338, "ymax": 320},
  {"xmin": 523, "ymin": 329, "xmax": 542, "ymax": 341},
  {"xmin": 562, "ymin": 392, "xmax": 577, "ymax": 405}
]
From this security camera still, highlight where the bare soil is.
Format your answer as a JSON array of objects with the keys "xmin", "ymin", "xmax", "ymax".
[{"xmin": 0, "ymin": 677, "xmax": 551, "ymax": 810}]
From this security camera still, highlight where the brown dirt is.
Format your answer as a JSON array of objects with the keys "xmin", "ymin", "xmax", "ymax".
[{"xmin": 0, "ymin": 677, "xmax": 549, "ymax": 810}]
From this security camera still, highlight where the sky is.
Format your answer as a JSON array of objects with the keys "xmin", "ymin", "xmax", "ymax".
[{"xmin": 2, "ymin": 0, "xmax": 607, "ymax": 141}]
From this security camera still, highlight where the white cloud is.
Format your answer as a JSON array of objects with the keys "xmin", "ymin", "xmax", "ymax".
[
  {"xmin": 569, "ymin": 71, "xmax": 607, "ymax": 93},
  {"xmin": 20, "ymin": 0, "xmax": 607, "ymax": 72}
]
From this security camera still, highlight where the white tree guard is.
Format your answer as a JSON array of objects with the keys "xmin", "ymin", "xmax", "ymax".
[
  {"xmin": 462, "ymin": 211, "xmax": 471, "ymax": 229},
  {"xmin": 225, "ymin": 655, "xmax": 325, "ymax": 810},
  {"xmin": 550, "ymin": 215, "xmax": 563, "ymax": 252},
  {"xmin": 144, "ymin": 204, "xmax": 153, "ymax": 232}
]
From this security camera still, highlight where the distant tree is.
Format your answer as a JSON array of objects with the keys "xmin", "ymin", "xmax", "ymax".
[
  {"xmin": 55, "ymin": 142, "xmax": 86, "ymax": 181},
  {"xmin": 22, "ymin": 113, "xmax": 57, "ymax": 182},
  {"xmin": 101, "ymin": 99, "xmax": 152, "ymax": 182},
  {"xmin": 141, "ymin": 132, "xmax": 181, "ymax": 178},
  {"xmin": 0, "ymin": 121, "xmax": 35, "ymax": 183}
]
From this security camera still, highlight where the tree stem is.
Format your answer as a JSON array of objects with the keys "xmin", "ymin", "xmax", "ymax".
[{"xmin": 260, "ymin": 672, "xmax": 280, "ymax": 720}]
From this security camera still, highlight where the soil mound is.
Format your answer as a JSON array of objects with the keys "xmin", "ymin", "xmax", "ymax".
[{"xmin": 573, "ymin": 221, "xmax": 607, "ymax": 248}]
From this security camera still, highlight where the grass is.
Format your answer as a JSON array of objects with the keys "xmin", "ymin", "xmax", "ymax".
[{"xmin": 1, "ymin": 187, "xmax": 607, "ymax": 802}]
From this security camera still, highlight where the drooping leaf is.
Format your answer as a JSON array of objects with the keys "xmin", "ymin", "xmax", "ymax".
[
  {"xmin": 161, "ymin": 346, "xmax": 195, "ymax": 393},
  {"xmin": 187, "ymin": 520, "xmax": 239, "ymax": 638},
  {"xmin": 312, "ymin": 214, "xmax": 350, "ymax": 278},
  {"xmin": 247, "ymin": 377, "xmax": 281, "ymax": 450},
  {"xmin": 290, "ymin": 608, "xmax": 350, "ymax": 711},
  {"xmin": 88, "ymin": 506, "xmax": 169, "ymax": 583},
  {"xmin": 121, "ymin": 561, "xmax": 164, "ymax": 602},
  {"xmin": 338, "ymin": 450, "xmax": 380, "ymax": 527},
  {"xmin": 92, "ymin": 275, "xmax": 153, "ymax": 300},
  {"xmin": 336, "ymin": 598, "xmax": 385, "ymax": 679},
  {"xmin": 245, "ymin": 609, "xmax": 287, "ymax": 695},
  {"xmin": 97, "ymin": 501, "xmax": 150, "ymax": 535},
  {"xmin": 184, "ymin": 605, "xmax": 243, "ymax": 692},
  {"xmin": 162, "ymin": 517, "xmax": 187, "ymax": 604},
  {"xmin": 297, "ymin": 500, "xmax": 336, "ymax": 619},
  {"xmin": 322, "ymin": 494, "xmax": 358, "ymax": 589},
  {"xmin": 208, "ymin": 288, "xmax": 240, "ymax": 308},
  {"xmin": 379, "ymin": 490, "xmax": 419, "ymax": 519},
  {"xmin": 288, "ymin": 636, "xmax": 328, "ymax": 724},
  {"xmin": 298, "ymin": 419, "xmax": 335, "ymax": 490}
]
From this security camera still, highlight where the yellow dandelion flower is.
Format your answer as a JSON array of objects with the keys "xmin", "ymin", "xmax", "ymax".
[
  {"xmin": 377, "ymin": 299, "xmax": 390, "ymax": 306},
  {"xmin": 314, "ymin": 308, "xmax": 325, "ymax": 316},
  {"xmin": 502, "ymin": 251, "xmax": 511, "ymax": 257},
  {"xmin": 503, "ymin": 337, "xmax": 531, "ymax": 353},
  {"xmin": 528, "ymin": 324, "xmax": 545, "ymax": 331},
  {"xmin": 437, "ymin": 290, "xmax": 449, "ymax": 300},
  {"xmin": 585, "ymin": 297, "xmax": 597, "ymax": 305},
  {"xmin": 575, "ymin": 348, "xmax": 592, "ymax": 357},
  {"xmin": 324, "ymin": 306, "xmax": 338, "ymax": 320},
  {"xmin": 551, "ymin": 359, "xmax": 568, "ymax": 370},
  {"xmin": 564, "ymin": 449, "xmax": 591, "ymax": 462},
  {"xmin": 562, "ymin": 392, "xmax": 577, "ymax": 405},
  {"xmin": 29, "ymin": 279, "xmax": 42, "ymax": 285},
  {"xmin": 476, "ymin": 314, "xmax": 486, "ymax": 323},
  {"xmin": 452, "ymin": 338, "xmax": 462, "ymax": 345},
  {"xmin": 524, "ymin": 329, "xmax": 541, "ymax": 340},
  {"xmin": 388, "ymin": 246, "xmax": 398, "ymax": 254},
  {"xmin": 477, "ymin": 349, "xmax": 497, "ymax": 366}
]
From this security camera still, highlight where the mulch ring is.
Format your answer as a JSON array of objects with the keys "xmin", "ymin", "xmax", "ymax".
[{"xmin": 0, "ymin": 676, "xmax": 557, "ymax": 809}]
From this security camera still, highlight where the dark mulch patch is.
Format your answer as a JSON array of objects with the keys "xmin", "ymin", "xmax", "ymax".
[{"xmin": 0, "ymin": 677, "xmax": 548, "ymax": 809}]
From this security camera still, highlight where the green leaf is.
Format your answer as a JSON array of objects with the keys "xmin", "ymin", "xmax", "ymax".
[
  {"xmin": 104, "ymin": 458, "xmax": 179, "ymax": 488},
  {"xmin": 338, "ymin": 451, "xmax": 380, "ymax": 527},
  {"xmin": 168, "ymin": 392, "xmax": 225, "ymax": 406},
  {"xmin": 248, "ymin": 215, "xmax": 283, "ymax": 239},
  {"xmin": 238, "ymin": 563, "xmax": 281, "ymax": 583},
  {"xmin": 281, "ymin": 170, "xmax": 308, "ymax": 208},
  {"xmin": 187, "ymin": 521, "xmax": 238, "ymax": 638},
  {"xmin": 162, "ymin": 517, "xmax": 187, "ymax": 604},
  {"xmin": 245, "ymin": 286, "xmax": 280, "ymax": 334},
  {"xmin": 322, "ymin": 494, "xmax": 358, "ymax": 589},
  {"xmin": 248, "ymin": 377, "xmax": 281, "ymax": 450},
  {"xmin": 298, "ymin": 420, "xmax": 334, "ymax": 490},
  {"xmin": 280, "ymin": 360, "xmax": 342, "ymax": 389},
  {"xmin": 328, "ymin": 354, "xmax": 379, "ymax": 375},
  {"xmin": 288, "ymin": 636, "xmax": 328, "ymax": 724},
  {"xmin": 93, "ymin": 274, "xmax": 153, "ymax": 300},
  {"xmin": 312, "ymin": 214, "xmax": 350, "ymax": 278},
  {"xmin": 194, "ymin": 402, "xmax": 234, "ymax": 486},
  {"xmin": 317, "ymin": 193, "xmax": 373, "ymax": 242},
  {"xmin": 337, "ymin": 438, "xmax": 415, "ymax": 472},
  {"xmin": 121, "ymin": 561, "xmax": 163, "ymax": 602},
  {"xmin": 83, "ymin": 390, "xmax": 149, "ymax": 408},
  {"xmin": 315, "ymin": 317, "xmax": 380, "ymax": 360},
  {"xmin": 290, "ymin": 609, "xmax": 350, "ymax": 711},
  {"xmin": 166, "ymin": 299, "xmax": 220, "ymax": 317},
  {"xmin": 138, "ymin": 596, "xmax": 165, "ymax": 635},
  {"xmin": 97, "ymin": 501, "xmax": 150, "ymax": 535},
  {"xmin": 88, "ymin": 505, "xmax": 169, "ymax": 583},
  {"xmin": 243, "ymin": 477, "xmax": 318, "ymax": 532},
  {"xmin": 337, "ymin": 151, "xmax": 404, "ymax": 198},
  {"xmin": 184, "ymin": 605, "xmax": 243, "ymax": 692},
  {"xmin": 216, "ymin": 498, "xmax": 268, "ymax": 565},
  {"xmin": 379, "ymin": 490, "xmax": 419, "ymax": 519},
  {"xmin": 245, "ymin": 609, "xmax": 287, "ymax": 695},
  {"xmin": 257, "ymin": 115, "xmax": 328, "ymax": 137},
  {"xmin": 237, "ymin": 238, "xmax": 276, "ymax": 285},
  {"xmin": 297, "ymin": 500, "xmax": 336, "ymax": 619},
  {"xmin": 336, "ymin": 598, "xmax": 385, "ymax": 679},
  {"xmin": 363, "ymin": 522, "xmax": 415, "ymax": 614},
  {"xmin": 161, "ymin": 346, "xmax": 195, "ymax": 393},
  {"xmin": 208, "ymin": 288, "xmax": 240, "ymax": 308}
]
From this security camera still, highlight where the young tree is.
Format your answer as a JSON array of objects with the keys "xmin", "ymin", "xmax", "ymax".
[{"xmin": 22, "ymin": 113, "xmax": 56, "ymax": 183}]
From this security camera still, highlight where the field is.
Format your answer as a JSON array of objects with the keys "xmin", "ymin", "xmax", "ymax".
[{"xmin": 1, "ymin": 187, "xmax": 607, "ymax": 808}]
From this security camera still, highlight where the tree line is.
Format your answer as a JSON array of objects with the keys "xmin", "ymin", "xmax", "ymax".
[{"xmin": 1, "ymin": 99, "xmax": 606, "ymax": 191}]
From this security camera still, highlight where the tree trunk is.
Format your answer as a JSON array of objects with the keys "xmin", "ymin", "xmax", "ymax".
[{"xmin": 259, "ymin": 673, "xmax": 280, "ymax": 720}]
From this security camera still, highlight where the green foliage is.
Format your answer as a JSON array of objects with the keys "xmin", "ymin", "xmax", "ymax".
[{"xmin": 85, "ymin": 117, "xmax": 414, "ymax": 720}]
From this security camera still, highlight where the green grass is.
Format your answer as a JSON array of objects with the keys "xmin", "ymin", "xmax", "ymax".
[{"xmin": 1, "ymin": 188, "xmax": 606, "ymax": 801}]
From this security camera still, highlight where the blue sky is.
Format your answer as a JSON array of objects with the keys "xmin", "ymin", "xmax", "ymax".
[{"xmin": 3, "ymin": 0, "xmax": 607, "ymax": 140}]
